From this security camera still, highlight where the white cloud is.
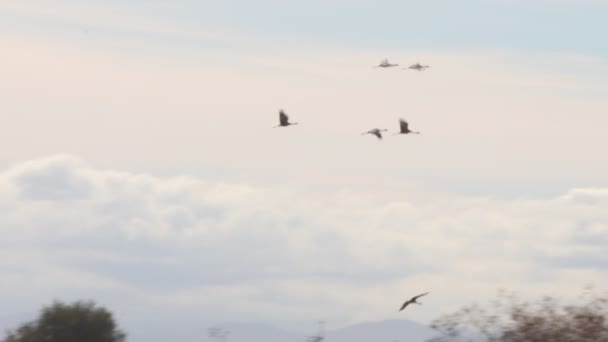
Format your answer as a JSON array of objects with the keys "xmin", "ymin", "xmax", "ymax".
[{"xmin": 0, "ymin": 155, "xmax": 607, "ymax": 340}]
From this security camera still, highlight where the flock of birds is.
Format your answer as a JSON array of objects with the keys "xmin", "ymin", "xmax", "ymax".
[
  {"xmin": 275, "ymin": 58, "xmax": 426, "ymax": 141},
  {"xmin": 375, "ymin": 58, "xmax": 430, "ymax": 71},
  {"xmin": 275, "ymin": 109, "xmax": 420, "ymax": 140},
  {"xmin": 376, "ymin": 60, "xmax": 428, "ymax": 312},
  {"xmin": 276, "ymin": 58, "xmax": 431, "ymax": 316}
]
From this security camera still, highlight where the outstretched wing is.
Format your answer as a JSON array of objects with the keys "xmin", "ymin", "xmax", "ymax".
[
  {"xmin": 399, "ymin": 300, "xmax": 411, "ymax": 311},
  {"xmin": 412, "ymin": 292, "xmax": 429, "ymax": 301},
  {"xmin": 279, "ymin": 110, "xmax": 289, "ymax": 126},
  {"xmin": 399, "ymin": 119, "xmax": 409, "ymax": 133}
]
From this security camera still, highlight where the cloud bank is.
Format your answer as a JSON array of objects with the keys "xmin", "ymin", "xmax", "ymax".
[{"xmin": 1, "ymin": 155, "xmax": 607, "ymax": 341}]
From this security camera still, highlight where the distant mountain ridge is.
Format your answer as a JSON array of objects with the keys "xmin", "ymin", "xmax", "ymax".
[{"xmin": 215, "ymin": 319, "xmax": 435, "ymax": 342}]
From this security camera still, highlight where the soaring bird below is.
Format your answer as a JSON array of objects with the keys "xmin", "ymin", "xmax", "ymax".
[
  {"xmin": 362, "ymin": 128, "xmax": 388, "ymax": 139},
  {"xmin": 407, "ymin": 63, "xmax": 430, "ymax": 71},
  {"xmin": 394, "ymin": 119, "xmax": 420, "ymax": 135},
  {"xmin": 375, "ymin": 59, "xmax": 399, "ymax": 68},
  {"xmin": 399, "ymin": 292, "xmax": 429, "ymax": 311},
  {"xmin": 275, "ymin": 109, "xmax": 298, "ymax": 127}
]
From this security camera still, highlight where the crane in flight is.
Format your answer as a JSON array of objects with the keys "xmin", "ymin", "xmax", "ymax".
[
  {"xmin": 407, "ymin": 63, "xmax": 430, "ymax": 71},
  {"xmin": 375, "ymin": 59, "xmax": 399, "ymax": 68},
  {"xmin": 274, "ymin": 109, "xmax": 299, "ymax": 127},
  {"xmin": 399, "ymin": 292, "xmax": 429, "ymax": 311},
  {"xmin": 362, "ymin": 128, "xmax": 388, "ymax": 139},
  {"xmin": 394, "ymin": 119, "xmax": 420, "ymax": 135}
]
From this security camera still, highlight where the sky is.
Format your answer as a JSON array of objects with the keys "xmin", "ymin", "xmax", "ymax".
[{"xmin": 1, "ymin": 1, "xmax": 608, "ymax": 341}]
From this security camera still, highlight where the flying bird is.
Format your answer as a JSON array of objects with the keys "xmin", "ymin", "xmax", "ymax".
[
  {"xmin": 362, "ymin": 128, "xmax": 388, "ymax": 139},
  {"xmin": 274, "ymin": 109, "xmax": 298, "ymax": 127},
  {"xmin": 394, "ymin": 119, "xmax": 420, "ymax": 135},
  {"xmin": 407, "ymin": 63, "xmax": 430, "ymax": 71},
  {"xmin": 399, "ymin": 292, "xmax": 429, "ymax": 311},
  {"xmin": 375, "ymin": 59, "xmax": 399, "ymax": 68}
]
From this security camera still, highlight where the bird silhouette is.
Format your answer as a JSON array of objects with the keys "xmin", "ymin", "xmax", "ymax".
[
  {"xmin": 406, "ymin": 63, "xmax": 430, "ymax": 71},
  {"xmin": 394, "ymin": 119, "xmax": 420, "ymax": 135},
  {"xmin": 274, "ymin": 109, "xmax": 298, "ymax": 127},
  {"xmin": 375, "ymin": 59, "xmax": 399, "ymax": 68},
  {"xmin": 362, "ymin": 128, "xmax": 388, "ymax": 139},
  {"xmin": 399, "ymin": 292, "xmax": 429, "ymax": 311}
]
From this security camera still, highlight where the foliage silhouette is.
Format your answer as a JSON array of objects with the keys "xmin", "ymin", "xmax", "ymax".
[
  {"xmin": 3, "ymin": 300, "xmax": 126, "ymax": 342},
  {"xmin": 428, "ymin": 288, "xmax": 608, "ymax": 342}
]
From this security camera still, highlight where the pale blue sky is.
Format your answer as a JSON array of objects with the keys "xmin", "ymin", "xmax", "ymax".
[
  {"xmin": 2, "ymin": 1, "xmax": 608, "ymax": 197},
  {"xmin": 3, "ymin": 1, "xmax": 608, "ymax": 55}
]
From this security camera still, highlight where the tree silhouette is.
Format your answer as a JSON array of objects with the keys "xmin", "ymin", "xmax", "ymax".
[
  {"xmin": 428, "ymin": 288, "xmax": 608, "ymax": 342},
  {"xmin": 305, "ymin": 320, "xmax": 325, "ymax": 342},
  {"xmin": 3, "ymin": 300, "xmax": 126, "ymax": 342},
  {"xmin": 208, "ymin": 326, "xmax": 230, "ymax": 342}
]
